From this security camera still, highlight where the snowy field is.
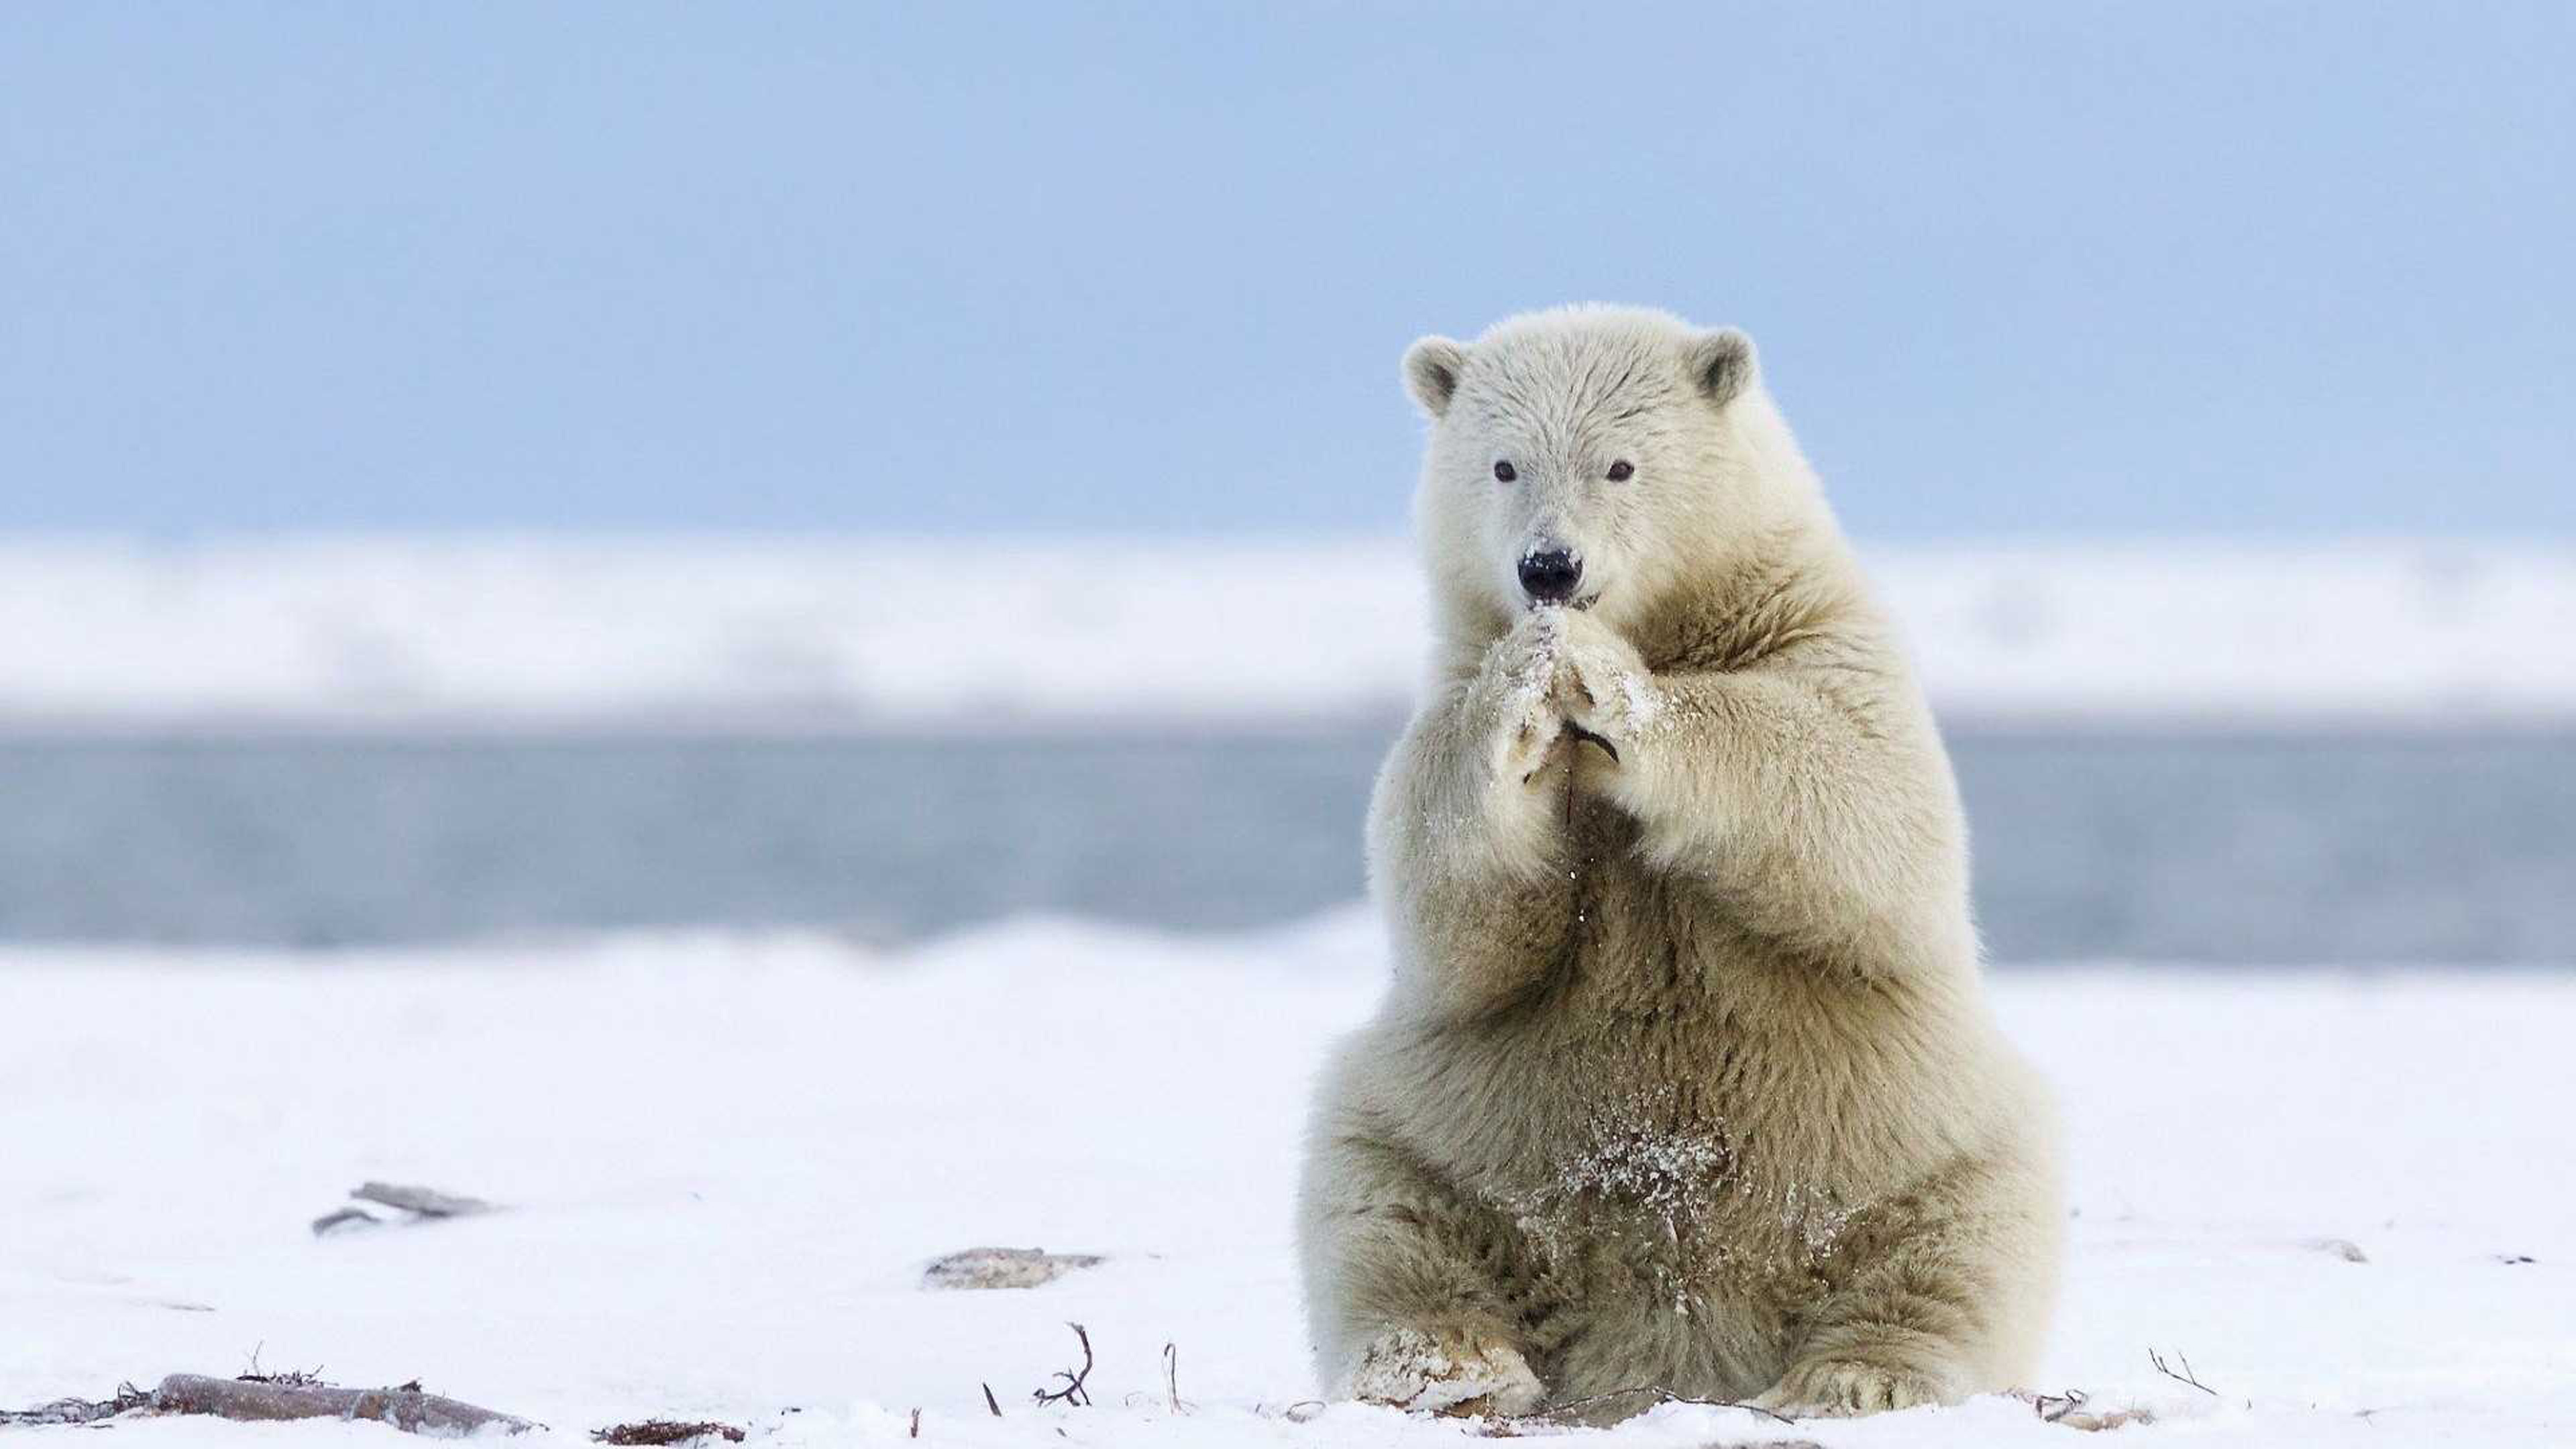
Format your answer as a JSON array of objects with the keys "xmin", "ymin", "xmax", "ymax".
[
  {"xmin": 5, "ymin": 915, "xmax": 2570, "ymax": 1447},
  {"xmin": 3, "ymin": 539, "xmax": 2574, "ymax": 728}
]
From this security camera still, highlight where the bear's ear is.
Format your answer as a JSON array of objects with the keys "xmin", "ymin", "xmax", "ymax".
[
  {"xmin": 1402, "ymin": 336, "xmax": 1468, "ymax": 419},
  {"xmin": 1688, "ymin": 328, "xmax": 1758, "ymax": 409}
]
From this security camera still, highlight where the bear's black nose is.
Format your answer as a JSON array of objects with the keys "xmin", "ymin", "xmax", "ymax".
[{"xmin": 1518, "ymin": 549, "xmax": 1582, "ymax": 604}]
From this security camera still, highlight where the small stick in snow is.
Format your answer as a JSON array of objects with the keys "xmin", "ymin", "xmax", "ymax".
[
  {"xmin": 2148, "ymin": 1348, "xmax": 2218, "ymax": 1396},
  {"xmin": 2028, "ymin": 1387, "xmax": 2089, "ymax": 1421},
  {"xmin": 981, "ymin": 1383, "xmax": 1002, "ymax": 1417},
  {"xmin": 908, "ymin": 1407, "xmax": 920, "ymax": 1438},
  {"xmin": 589, "ymin": 1419, "xmax": 746, "ymax": 1445},
  {"xmin": 2072, "ymin": 1408, "xmax": 2155, "ymax": 1431},
  {"xmin": 236, "ymin": 1342, "xmax": 324, "ymax": 1386},
  {"xmin": 1162, "ymin": 1342, "xmax": 1191, "ymax": 1414},
  {"xmin": 1031, "ymin": 1322, "xmax": 1094, "ymax": 1407},
  {"xmin": 1, "ymin": 1383, "xmax": 152, "ymax": 1427},
  {"xmin": 2019, "ymin": 1387, "xmax": 2155, "ymax": 1429}
]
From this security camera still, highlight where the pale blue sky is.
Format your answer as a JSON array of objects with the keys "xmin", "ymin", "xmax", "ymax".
[{"xmin": 3, "ymin": 3, "xmax": 2569, "ymax": 537}]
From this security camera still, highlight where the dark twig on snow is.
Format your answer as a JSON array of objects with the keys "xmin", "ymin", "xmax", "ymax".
[
  {"xmin": 1, "ymin": 1383, "xmax": 152, "ymax": 1427},
  {"xmin": 589, "ymin": 1419, "xmax": 745, "ymax": 1445},
  {"xmin": 1032, "ymin": 1322, "xmax": 1095, "ymax": 1407},
  {"xmin": 236, "ymin": 1342, "xmax": 325, "ymax": 1387},
  {"xmin": 2029, "ymin": 1388, "xmax": 2089, "ymax": 1421},
  {"xmin": 2149, "ymin": 1348, "xmax": 2218, "ymax": 1396},
  {"xmin": 908, "ymin": 1407, "xmax": 920, "ymax": 1438},
  {"xmin": 1163, "ymin": 1342, "xmax": 1191, "ymax": 1414},
  {"xmin": 981, "ymin": 1382, "xmax": 1003, "ymax": 1417},
  {"xmin": 2016, "ymin": 1388, "xmax": 2155, "ymax": 1434}
]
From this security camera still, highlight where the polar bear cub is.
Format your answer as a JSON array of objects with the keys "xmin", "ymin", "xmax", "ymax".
[{"xmin": 1297, "ymin": 305, "xmax": 2060, "ymax": 1419}]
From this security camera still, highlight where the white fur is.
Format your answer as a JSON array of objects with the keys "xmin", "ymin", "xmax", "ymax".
[{"xmin": 1298, "ymin": 305, "xmax": 2061, "ymax": 1419}]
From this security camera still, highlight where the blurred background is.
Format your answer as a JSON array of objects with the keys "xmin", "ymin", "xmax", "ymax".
[{"xmin": 3, "ymin": 3, "xmax": 2571, "ymax": 965}]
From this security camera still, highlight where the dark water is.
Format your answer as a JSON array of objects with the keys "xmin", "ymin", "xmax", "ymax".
[{"xmin": 0, "ymin": 729, "xmax": 2569, "ymax": 962}]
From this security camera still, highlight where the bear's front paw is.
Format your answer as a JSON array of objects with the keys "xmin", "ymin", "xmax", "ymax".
[
  {"xmin": 1348, "ymin": 1324, "xmax": 1544, "ymax": 1418},
  {"xmin": 1753, "ymin": 1358, "xmax": 1949, "ymax": 1418},
  {"xmin": 1476, "ymin": 611, "xmax": 1569, "ymax": 788},
  {"xmin": 1549, "ymin": 611, "xmax": 1658, "ymax": 753}
]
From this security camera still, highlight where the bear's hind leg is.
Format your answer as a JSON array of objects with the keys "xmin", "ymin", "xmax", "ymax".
[
  {"xmin": 1753, "ymin": 1142, "xmax": 2059, "ymax": 1417},
  {"xmin": 1298, "ymin": 1127, "xmax": 1546, "ymax": 1415}
]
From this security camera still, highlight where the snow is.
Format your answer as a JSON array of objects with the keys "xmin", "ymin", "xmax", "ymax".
[
  {"xmin": 5, "ymin": 915, "xmax": 2571, "ymax": 1447},
  {"xmin": 3, "ymin": 538, "xmax": 2573, "ymax": 728}
]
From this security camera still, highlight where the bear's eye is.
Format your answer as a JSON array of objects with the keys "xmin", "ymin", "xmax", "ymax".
[
  {"xmin": 1606, "ymin": 460, "xmax": 1634, "ymax": 482},
  {"xmin": 1491, "ymin": 460, "xmax": 1517, "ymax": 483}
]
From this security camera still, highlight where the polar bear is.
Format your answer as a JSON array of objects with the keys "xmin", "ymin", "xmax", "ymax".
[{"xmin": 1296, "ymin": 305, "xmax": 2060, "ymax": 1419}]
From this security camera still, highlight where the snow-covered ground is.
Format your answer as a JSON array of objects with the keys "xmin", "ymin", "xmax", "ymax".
[
  {"xmin": 4, "ymin": 916, "xmax": 2569, "ymax": 1446},
  {"xmin": 4, "ymin": 539, "xmax": 2574, "ymax": 728}
]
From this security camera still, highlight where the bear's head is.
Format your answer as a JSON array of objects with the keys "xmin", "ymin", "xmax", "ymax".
[{"xmin": 1401, "ymin": 305, "xmax": 1817, "ymax": 644}]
